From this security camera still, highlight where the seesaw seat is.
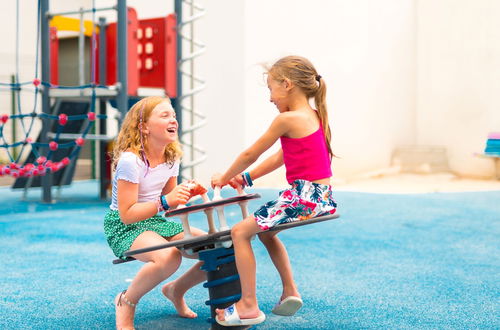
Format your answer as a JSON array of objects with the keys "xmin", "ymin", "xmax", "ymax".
[{"xmin": 113, "ymin": 212, "xmax": 339, "ymax": 264}]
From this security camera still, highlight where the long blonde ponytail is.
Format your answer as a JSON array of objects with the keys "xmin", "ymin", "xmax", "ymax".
[{"xmin": 314, "ymin": 76, "xmax": 333, "ymax": 159}]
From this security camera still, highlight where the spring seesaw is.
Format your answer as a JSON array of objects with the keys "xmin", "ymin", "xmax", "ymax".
[
  {"xmin": 112, "ymin": 185, "xmax": 339, "ymax": 329},
  {"xmin": 113, "ymin": 185, "xmax": 260, "ymax": 264}
]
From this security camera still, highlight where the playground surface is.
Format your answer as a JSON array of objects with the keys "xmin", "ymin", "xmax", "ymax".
[{"xmin": 0, "ymin": 177, "xmax": 499, "ymax": 329}]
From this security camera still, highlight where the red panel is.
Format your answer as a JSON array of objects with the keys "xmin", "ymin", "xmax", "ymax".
[
  {"xmin": 137, "ymin": 14, "xmax": 177, "ymax": 97},
  {"xmin": 138, "ymin": 18, "xmax": 167, "ymax": 88},
  {"xmin": 127, "ymin": 8, "xmax": 139, "ymax": 96},
  {"xmin": 165, "ymin": 14, "xmax": 177, "ymax": 98},
  {"xmin": 105, "ymin": 7, "xmax": 139, "ymax": 96},
  {"xmin": 105, "ymin": 22, "xmax": 117, "ymax": 87},
  {"xmin": 93, "ymin": 34, "xmax": 100, "ymax": 85},
  {"xmin": 49, "ymin": 27, "xmax": 59, "ymax": 85}
]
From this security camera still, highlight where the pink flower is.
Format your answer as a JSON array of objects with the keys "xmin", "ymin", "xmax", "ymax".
[
  {"xmin": 299, "ymin": 199, "xmax": 317, "ymax": 211},
  {"xmin": 282, "ymin": 190, "xmax": 293, "ymax": 200}
]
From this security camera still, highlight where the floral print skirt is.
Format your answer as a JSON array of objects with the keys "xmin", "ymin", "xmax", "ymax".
[{"xmin": 254, "ymin": 179, "xmax": 337, "ymax": 231}]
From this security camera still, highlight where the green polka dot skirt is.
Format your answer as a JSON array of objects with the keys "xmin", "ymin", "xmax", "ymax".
[{"xmin": 104, "ymin": 210, "xmax": 184, "ymax": 259}]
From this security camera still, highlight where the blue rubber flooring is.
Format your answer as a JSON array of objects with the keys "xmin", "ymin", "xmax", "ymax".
[{"xmin": 0, "ymin": 180, "xmax": 499, "ymax": 329}]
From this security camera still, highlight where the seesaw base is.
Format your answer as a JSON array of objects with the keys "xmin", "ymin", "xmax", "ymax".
[{"xmin": 199, "ymin": 247, "xmax": 247, "ymax": 329}]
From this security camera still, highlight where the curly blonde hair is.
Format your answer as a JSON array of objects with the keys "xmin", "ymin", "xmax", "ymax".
[{"xmin": 112, "ymin": 96, "xmax": 182, "ymax": 169}]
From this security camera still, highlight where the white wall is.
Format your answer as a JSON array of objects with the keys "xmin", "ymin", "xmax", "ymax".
[
  {"xmin": 240, "ymin": 0, "xmax": 417, "ymax": 186},
  {"xmin": 163, "ymin": 0, "xmax": 417, "ymax": 186},
  {"xmin": 191, "ymin": 0, "xmax": 246, "ymax": 185},
  {"xmin": 416, "ymin": 0, "xmax": 500, "ymax": 178}
]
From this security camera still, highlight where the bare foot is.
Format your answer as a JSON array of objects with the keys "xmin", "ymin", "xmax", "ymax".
[
  {"xmin": 215, "ymin": 300, "xmax": 261, "ymax": 322},
  {"xmin": 114, "ymin": 292, "xmax": 136, "ymax": 330},
  {"xmin": 162, "ymin": 282, "xmax": 197, "ymax": 318}
]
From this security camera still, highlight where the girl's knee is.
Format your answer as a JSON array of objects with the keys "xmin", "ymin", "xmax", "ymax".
[
  {"xmin": 231, "ymin": 216, "xmax": 260, "ymax": 239},
  {"xmin": 190, "ymin": 227, "xmax": 207, "ymax": 237},
  {"xmin": 258, "ymin": 232, "xmax": 279, "ymax": 245},
  {"xmin": 258, "ymin": 232, "xmax": 272, "ymax": 244},
  {"xmin": 231, "ymin": 222, "xmax": 248, "ymax": 240},
  {"xmin": 153, "ymin": 248, "xmax": 182, "ymax": 267}
]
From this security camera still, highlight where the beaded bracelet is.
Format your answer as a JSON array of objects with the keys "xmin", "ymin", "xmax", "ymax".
[
  {"xmin": 160, "ymin": 195, "xmax": 170, "ymax": 211},
  {"xmin": 155, "ymin": 195, "xmax": 170, "ymax": 213},
  {"xmin": 242, "ymin": 172, "xmax": 253, "ymax": 187},
  {"xmin": 155, "ymin": 196, "xmax": 164, "ymax": 213}
]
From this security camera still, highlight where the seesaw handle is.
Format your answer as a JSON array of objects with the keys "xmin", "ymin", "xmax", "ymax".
[
  {"xmin": 202, "ymin": 193, "xmax": 217, "ymax": 234},
  {"xmin": 213, "ymin": 186, "xmax": 222, "ymax": 200},
  {"xmin": 177, "ymin": 204, "xmax": 193, "ymax": 238},
  {"xmin": 212, "ymin": 186, "xmax": 229, "ymax": 232},
  {"xmin": 236, "ymin": 185, "xmax": 249, "ymax": 218}
]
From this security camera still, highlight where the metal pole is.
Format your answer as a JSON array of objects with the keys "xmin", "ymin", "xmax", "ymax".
[
  {"xmin": 116, "ymin": 0, "xmax": 128, "ymax": 119},
  {"xmin": 10, "ymin": 75, "xmax": 18, "ymax": 160},
  {"xmin": 189, "ymin": 2, "xmax": 195, "ymax": 179},
  {"xmin": 99, "ymin": 17, "xmax": 108, "ymax": 200},
  {"xmin": 40, "ymin": 0, "xmax": 53, "ymax": 203},
  {"xmin": 79, "ymin": 7, "xmax": 85, "ymax": 86},
  {"xmin": 174, "ymin": 0, "xmax": 183, "ymax": 182},
  {"xmin": 99, "ymin": 17, "xmax": 107, "ymax": 86},
  {"xmin": 47, "ymin": 6, "xmax": 116, "ymax": 17}
]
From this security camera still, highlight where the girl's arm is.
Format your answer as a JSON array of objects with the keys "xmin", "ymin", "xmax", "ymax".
[
  {"xmin": 161, "ymin": 176, "xmax": 177, "ymax": 196},
  {"xmin": 248, "ymin": 148, "xmax": 284, "ymax": 180},
  {"xmin": 117, "ymin": 180, "xmax": 156, "ymax": 224},
  {"xmin": 228, "ymin": 149, "xmax": 283, "ymax": 188},
  {"xmin": 117, "ymin": 176, "xmax": 190, "ymax": 224},
  {"xmin": 213, "ymin": 114, "xmax": 289, "ymax": 187},
  {"xmin": 161, "ymin": 176, "xmax": 191, "ymax": 207}
]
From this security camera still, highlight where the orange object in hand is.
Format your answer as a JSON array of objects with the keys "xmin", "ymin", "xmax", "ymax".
[{"xmin": 185, "ymin": 180, "xmax": 208, "ymax": 198}]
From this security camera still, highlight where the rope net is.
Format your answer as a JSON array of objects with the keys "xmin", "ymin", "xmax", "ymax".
[{"xmin": 0, "ymin": 0, "xmax": 110, "ymax": 180}]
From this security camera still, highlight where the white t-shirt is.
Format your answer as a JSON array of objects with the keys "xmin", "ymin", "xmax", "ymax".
[{"xmin": 109, "ymin": 151, "xmax": 180, "ymax": 211}]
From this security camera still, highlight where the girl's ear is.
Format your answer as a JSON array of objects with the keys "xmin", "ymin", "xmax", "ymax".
[
  {"xmin": 283, "ymin": 78, "xmax": 293, "ymax": 91},
  {"xmin": 139, "ymin": 123, "xmax": 149, "ymax": 135}
]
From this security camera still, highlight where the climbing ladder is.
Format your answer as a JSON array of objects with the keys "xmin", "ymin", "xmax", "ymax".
[{"xmin": 174, "ymin": 0, "xmax": 207, "ymax": 181}]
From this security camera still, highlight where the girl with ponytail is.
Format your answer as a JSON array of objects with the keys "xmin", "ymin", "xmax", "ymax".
[{"xmin": 211, "ymin": 56, "xmax": 337, "ymax": 326}]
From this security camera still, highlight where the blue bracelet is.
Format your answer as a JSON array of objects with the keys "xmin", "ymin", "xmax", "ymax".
[
  {"xmin": 243, "ymin": 172, "xmax": 253, "ymax": 187},
  {"xmin": 160, "ymin": 195, "xmax": 170, "ymax": 211}
]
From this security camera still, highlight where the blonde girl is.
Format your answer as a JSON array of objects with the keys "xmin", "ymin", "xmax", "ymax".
[
  {"xmin": 211, "ymin": 56, "xmax": 337, "ymax": 326},
  {"xmin": 104, "ymin": 96, "xmax": 206, "ymax": 329}
]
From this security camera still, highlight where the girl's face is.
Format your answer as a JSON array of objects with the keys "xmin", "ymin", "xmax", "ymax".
[
  {"xmin": 267, "ymin": 75, "xmax": 289, "ymax": 113},
  {"xmin": 145, "ymin": 101, "xmax": 178, "ymax": 144}
]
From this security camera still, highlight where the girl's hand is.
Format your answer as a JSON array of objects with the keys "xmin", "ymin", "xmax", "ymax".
[
  {"xmin": 211, "ymin": 173, "xmax": 228, "ymax": 188},
  {"xmin": 228, "ymin": 174, "xmax": 245, "ymax": 189},
  {"xmin": 185, "ymin": 179, "xmax": 208, "ymax": 196},
  {"xmin": 166, "ymin": 183, "xmax": 191, "ymax": 208}
]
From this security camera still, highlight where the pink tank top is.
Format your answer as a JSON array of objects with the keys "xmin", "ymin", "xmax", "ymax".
[{"xmin": 280, "ymin": 125, "xmax": 332, "ymax": 184}]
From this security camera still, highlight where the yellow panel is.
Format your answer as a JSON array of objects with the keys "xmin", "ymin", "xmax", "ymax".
[{"xmin": 50, "ymin": 16, "xmax": 100, "ymax": 36}]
